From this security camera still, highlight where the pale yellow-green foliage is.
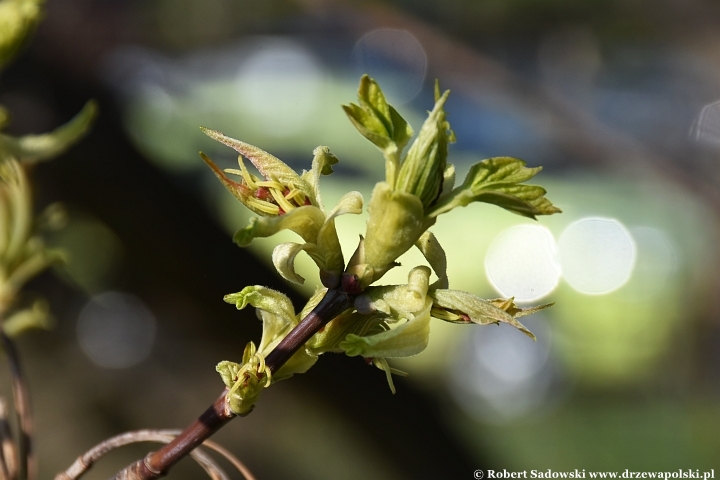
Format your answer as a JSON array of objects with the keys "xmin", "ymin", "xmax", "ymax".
[
  {"xmin": 0, "ymin": 0, "xmax": 96, "ymax": 335},
  {"xmin": 0, "ymin": 0, "xmax": 43, "ymax": 70}
]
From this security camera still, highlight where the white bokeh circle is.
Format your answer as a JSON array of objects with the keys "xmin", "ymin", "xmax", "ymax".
[
  {"xmin": 485, "ymin": 224, "xmax": 561, "ymax": 302},
  {"xmin": 558, "ymin": 217, "xmax": 636, "ymax": 295}
]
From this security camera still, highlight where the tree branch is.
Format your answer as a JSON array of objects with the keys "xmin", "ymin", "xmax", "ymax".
[
  {"xmin": 1, "ymin": 331, "xmax": 34, "ymax": 480},
  {"xmin": 107, "ymin": 287, "xmax": 354, "ymax": 479},
  {"xmin": 0, "ymin": 398, "xmax": 16, "ymax": 480},
  {"xmin": 264, "ymin": 287, "xmax": 354, "ymax": 374},
  {"xmin": 54, "ymin": 429, "xmax": 256, "ymax": 480}
]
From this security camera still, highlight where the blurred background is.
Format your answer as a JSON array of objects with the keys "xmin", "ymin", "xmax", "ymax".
[{"xmin": 2, "ymin": 0, "xmax": 720, "ymax": 478}]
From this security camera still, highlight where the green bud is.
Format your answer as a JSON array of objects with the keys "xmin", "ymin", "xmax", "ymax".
[
  {"xmin": 217, "ymin": 356, "xmax": 267, "ymax": 416},
  {"xmin": 394, "ymin": 82, "xmax": 455, "ymax": 209},
  {"xmin": 361, "ymin": 182, "xmax": 424, "ymax": 285},
  {"xmin": 221, "ymin": 286, "xmax": 319, "ymax": 390}
]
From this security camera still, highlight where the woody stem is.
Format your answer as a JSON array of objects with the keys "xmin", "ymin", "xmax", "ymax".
[{"xmin": 106, "ymin": 288, "xmax": 354, "ymax": 480}]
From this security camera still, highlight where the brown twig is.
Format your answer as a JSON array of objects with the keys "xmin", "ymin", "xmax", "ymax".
[
  {"xmin": 264, "ymin": 287, "xmax": 354, "ymax": 374},
  {"xmin": 106, "ymin": 287, "xmax": 354, "ymax": 479},
  {"xmin": 123, "ymin": 391, "xmax": 234, "ymax": 479},
  {"xmin": 0, "ymin": 331, "xmax": 34, "ymax": 480},
  {"xmin": 0, "ymin": 398, "xmax": 15, "ymax": 480},
  {"xmin": 54, "ymin": 429, "xmax": 248, "ymax": 480},
  {"xmin": 198, "ymin": 437, "xmax": 258, "ymax": 480}
]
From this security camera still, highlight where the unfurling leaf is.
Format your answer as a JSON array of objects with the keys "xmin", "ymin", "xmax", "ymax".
[
  {"xmin": 301, "ymin": 146, "xmax": 339, "ymax": 212},
  {"xmin": 233, "ymin": 206, "xmax": 326, "ymax": 247},
  {"xmin": 272, "ymin": 242, "xmax": 314, "ymax": 285},
  {"xmin": 340, "ymin": 298, "xmax": 432, "ymax": 358},
  {"xmin": 223, "ymin": 285, "xmax": 296, "ymax": 322},
  {"xmin": 427, "ymin": 156, "xmax": 561, "ymax": 220},
  {"xmin": 415, "ymin": 231, "xmax": 448, "ymax": 289},
  {"xmin": 343, "ymin": 74, "xmax": 413, "ymax": 185},
  {"xmin": 394, "ymin": 83, "xmax": 454, "ymax": 209},
  {"xmin": 430, "ymin": 289, "xmax": 548, "ymax": 340},
  {"xmin": 342, "ymin": 74, "xmax": 413, "ymax": 154}
]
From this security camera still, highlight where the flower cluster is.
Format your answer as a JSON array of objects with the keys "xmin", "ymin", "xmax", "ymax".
[{"xmin": 200, "ymin": 75, "xmax": 560, "ymax": 415}]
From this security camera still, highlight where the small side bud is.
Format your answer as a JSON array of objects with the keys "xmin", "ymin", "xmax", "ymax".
[{"xmin": 341, "ymin": 273, "xmax": 363, "ymax": 295}]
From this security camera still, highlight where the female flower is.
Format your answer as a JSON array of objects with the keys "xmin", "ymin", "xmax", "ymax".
[{"xmin": 200, "ymin": 130, "xmax": 362, "ymax": 288}]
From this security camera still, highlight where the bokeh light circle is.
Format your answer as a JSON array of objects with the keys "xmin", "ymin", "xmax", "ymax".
[
  {"xmin": 353, "ymin": 28, "xmax": 427, "ymax": 104},
  {"xmin": 485, "ymin": 224, "xmax": 561, "ymax": 302},
  {"xmin": 691, "ymin": 100, "xmax": 720, "ymax": 149},
  {"xmin": 558, "ymin": 217, "xmax": 636, "ymax": 295},
  {"xmin": 449, "ymin": 316, "xmax": 561, "ymax": 423},
  {"xmin": 77, "ymin": 291, "xmax": 157, "ymax": 369},
  {"xmin": 621, "ymin": 226, "xmax": 677, "ymax": 299},
  {"xmin": 235, "ymin": 40, "xmax": 324, "ymax": 136}
]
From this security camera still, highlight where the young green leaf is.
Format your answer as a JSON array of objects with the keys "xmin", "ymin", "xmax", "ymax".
[
  {"xmin": 342, "ymin": 75, "xmax": 413, "ymax": 185},
  {"xmin": 339, "ymin": 298, "xmax": 432, "ymax": 358},
  {"xmin": 415, "ymin": 231, "xmax": 448, "ymax": 289},
  {"xmin": 429, "ymin": 289, "xmax": 544, "ymax": 340},
  {"xmin": 233, "ymin": 206, "xmax": 326, "ymax": 247},
  {"xmin": 272, "ymin": 242, "xmax": 315, "ymax": 285},
  {"xmin": 427, "ymin": 156, "xmax": 561, "ymax": 219},
  {"xmin": 300, "ymin": 146, "xmax": 339, "ymax": 211},
  {"xmin": 223, "ymin": 285, "xmax": 296, "ymax": 323},
  {"xmin": 342, "ymin": 75, "xmax": 413, "ymax": 152}
]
